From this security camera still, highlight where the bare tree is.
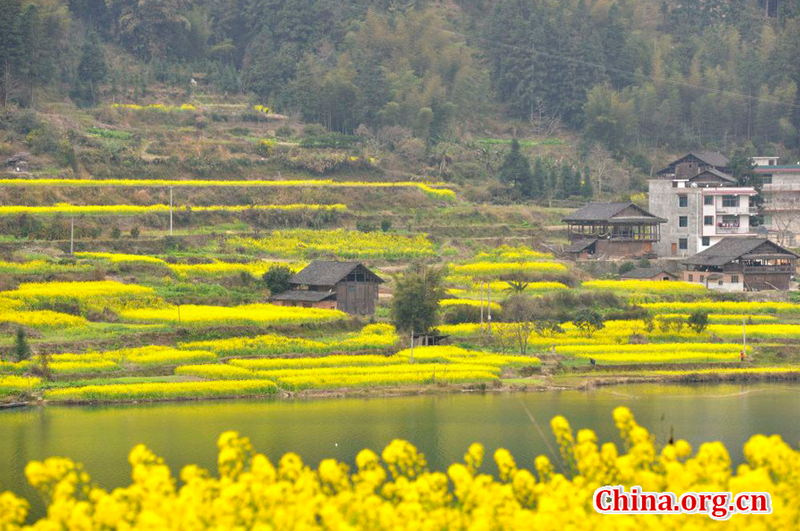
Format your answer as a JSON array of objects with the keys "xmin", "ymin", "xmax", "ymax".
[
  {"xmin": 588, "ymin": 144, "xmax": 613, "ymax": 194},
  {"xmin": 529, "ymin": 100, "xmax": 562, "ymax": 137},
  {"xmin": 765, "ymin": 195, "xmax": 800, "ymax": 246}
]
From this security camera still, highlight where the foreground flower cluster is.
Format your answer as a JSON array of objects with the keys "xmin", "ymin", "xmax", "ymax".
[{"xmin": 1, "ymin": 407, "xmax": 797, "ymax": 529}]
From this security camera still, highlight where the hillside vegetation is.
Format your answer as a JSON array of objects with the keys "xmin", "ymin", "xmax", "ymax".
[{"xmin": 3, "ymin": 0, "xmax": 800, "ymax": 188}]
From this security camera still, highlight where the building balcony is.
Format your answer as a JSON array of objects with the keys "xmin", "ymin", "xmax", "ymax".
[
  {"xmin": 715, "ymin": 206, "xmax": 755, "ymax": 215},
  {"xmin": 716, "ymin": 226, "xmax": 752, "ymax": 235},
  {"xmin": 705, "ymin": 225, "xmax": 754, "ymax": 235},
  {"xmin": 742, "ymin": 265, "xmax": 795, "ymax": 274}
]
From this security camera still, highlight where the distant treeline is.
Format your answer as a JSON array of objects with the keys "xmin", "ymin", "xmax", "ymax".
[{"xmin": 3, "ymin": 0, "xmax": 800, "ymax": 156}]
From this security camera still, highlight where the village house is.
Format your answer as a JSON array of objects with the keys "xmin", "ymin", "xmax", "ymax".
[
  {"xmin": 4, "ymin": 152, "xmax": 29, "ymax": 172},
  {"xmin": 620, "ymin": 267, "xmax": 678, "ymax": 281},
  {"xmin": 562, "ymin": 202, "xmax": 665, "ymax": 259},
  {"xmin": 270, "ymin": 260, "xmax": 383, "ymax": 315},
  {"xmin": 649, "ymin": 152, "xmax": 758, "ymax": 258},
  {"xmin": 682, "ymin": 237, "xmax": 798, "ymax": 292}
]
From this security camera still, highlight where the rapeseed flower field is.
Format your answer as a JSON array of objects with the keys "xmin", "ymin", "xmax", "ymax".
[{"xmin": 230, "ymin": 229, "xmax": 434, "ymax": 259}]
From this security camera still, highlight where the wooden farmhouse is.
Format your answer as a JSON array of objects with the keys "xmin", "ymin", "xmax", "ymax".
[
  {"xmin": 682, "ymin": 237, "xmax": 798, "ymax": 291},
  {"xmin": 562, "ymin": 202, "xmax": 666, "ymax": 259},
  {"xmin": 271, "ymin": 261, "xmax": 384, "ymax": 315}
]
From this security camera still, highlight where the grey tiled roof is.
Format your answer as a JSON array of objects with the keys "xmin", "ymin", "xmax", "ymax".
[
  {"xmin": 290, "ymin": 261, "xmax": 384, "ymax": 285},
  {"xmin": 690, "ymin": 151, "xmax": 729, "ymax": 168},
  {"xmin": 564, "ymin": 239, "xmax": 597, "ymax": 253},
  {"xmin": 271, "ymin": 290, "xmax": 336, "ymax": 302},
  {"xmin": 562, "ymin": 202, "xmax": 663, "ymax": 223},
  {"xmin": 683, "ymin": 238, "xmax": 798, "ymax": 266}
]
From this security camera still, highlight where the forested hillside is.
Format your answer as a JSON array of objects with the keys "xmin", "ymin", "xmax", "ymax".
[{"xmin": 3, "ymin": 0, "xmax": 800, "ymax": 189}]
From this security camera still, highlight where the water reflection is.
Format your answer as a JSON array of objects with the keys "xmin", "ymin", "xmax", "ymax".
[{"xmin": 2, "ymin": 383, "xmax": 800, "ymax": 518}]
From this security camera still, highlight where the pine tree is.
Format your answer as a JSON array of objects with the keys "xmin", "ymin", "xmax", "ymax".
[
  {"xmin": 73, "ymin": 31, "xmax": 107, "ymax": 106},
  {"xmin": 14, "ymin": 327, "xmax": 30, "ymax": 362},
  {"xmin": 571, "ymin": 167, "xmax": 582, "ymax": 196},
  {"xmin": 548, "ymin": 165, "xmax": 558, "ymax": 192},
  {"xmin": 499, "ymin": 139, "xmax": 534, "ymax": 198},
  {"xmin": 557, "ymin": 163, "xmax": 573, "ymax": 199},
  {"xmin": 532, "ymin": 157, "xmax": 545, "ymax": 195}
]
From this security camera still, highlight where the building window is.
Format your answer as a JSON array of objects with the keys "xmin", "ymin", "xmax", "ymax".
[
  {"xmin": 700, "ymin": 275, "xmax": 705, "ymax": 282},
  {"xmin": 762, "ymin": 175, "xmax": 773, "ymax": 184},
  {"xmin": 679, "ymin": 238, "xmax": 688, "ymax": 250},
  {"xmin": 679, "ymin": 216, "xmax": 688, "ymax": 227},
  {"xmin": 704, "ymin": 216, "xmax": 713, "ymax": 226},
  {"xmin": 763, "ymin": 215, "xmax": 773, "ymax": 226},
  {"xmin": 702, "ymin": 236, "xmax": 710, "ymax": 246},
  {"xmin": 679, "ymin": 195, "xmax": 688, "ymax": 207},
  {"xmin": 704, "ymin": 196, "xmax": 713, "ymax": 205},
  {"xmin": 731, "ymin": 275, "xmax": 739, "ymax": 283},
  {"xmin": 722, "ymin": 195, "xmax": 738, "ymax": 207},
  {"xmin": 688, "ymin": 274, "xmax": 694, "ymax": 282},
  {"xmin": 718, "ymin": 280, "xmax": 724, "ymax": 286}
]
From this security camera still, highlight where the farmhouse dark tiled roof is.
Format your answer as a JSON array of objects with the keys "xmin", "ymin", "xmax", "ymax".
[
  {"xmin": 271, "ymin": 290, "xmax": 336, "ymax": 302},
  {"xmin": 689, "ymin": 151, "xmax": 730, "ymax": 168},
  {"xmin": 683, "ymin": 238, "xmax": 799, "ymax": 267},
  {"xmin": 290, "ymin": 261, "xmax": 384, "ymax": 285},
  {"xmin": 562, "ymin": 202, "xmax": 664, "ymax": 223}
]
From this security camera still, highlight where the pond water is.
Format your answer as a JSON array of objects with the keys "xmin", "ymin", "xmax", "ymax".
[{"xmin": 2, "ymin": 383, "xmax": 800, "ymax": 518}]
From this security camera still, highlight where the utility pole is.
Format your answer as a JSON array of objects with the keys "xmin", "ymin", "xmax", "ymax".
[
  {"xmin": 70, "ymin": 217, "xmax": 74, "ymax": 255},
  {"xmin": 410, "ymin": 329, "xmax": 414, "ymax": 363},
  {"xmin": 743, "ymin": 316, "xmax": 747, "ymax": 359},
  {"xmin": 479, "ymin": 281, "xmax": 485, "ymax": 332},
  {"xmin": 487, "ymin": 282, "xmax": 492, "ymax": 333},
  {"xmin": 169, "ymin": 186, "xmax": 174, "ymax": 236}
]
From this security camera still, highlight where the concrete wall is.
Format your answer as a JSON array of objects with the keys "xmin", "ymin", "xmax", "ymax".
[
  {"xmin": 648, "ymin": 180, "xmax": 701, "ymax": 258},
  {"xmin": 682, "ymin": 270, "xmax": 745, "ymax": 292},
  {"xmin": 650, "ymin": 180, "xmax": 757, "ymax": 258}
]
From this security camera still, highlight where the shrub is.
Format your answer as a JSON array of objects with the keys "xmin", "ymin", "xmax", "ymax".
[{"xmin": 262, "ymin": 265, "xmax": 294, "ymax": 295}]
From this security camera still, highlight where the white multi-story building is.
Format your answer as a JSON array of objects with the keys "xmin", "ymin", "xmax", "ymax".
[
  {"xmin": 649, "ymin": 153, "xmax": 758, "ymax": 258},
  {"xmin": 753, "ymin": 157, "xmax": 800, "ymax": 247}
]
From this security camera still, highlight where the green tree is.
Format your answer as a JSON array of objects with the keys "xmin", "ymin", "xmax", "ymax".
[
  {"xmin": 107, "ymin": 0, "xmax": 190, "ymax": 59},
  {"xmin": 531, "ymin": 157, "xmax": 545, "ymax": 195},
  {"xmin": 687, "ymin": 310, "xmax": 709, "ymax": 334},
  {"xmin": 262, "ymin": 265, "xmax": 293, "ymax": 295},
  {"xmin": 0, "ymin": 0, "xmax": 22, "ymax": 107},
  {"xmin": 14, "ymin": 327, "xmax": 30, "ymax": 362},
  {"xmin": 391, "ymin": 263, "xmax": 446, "ymax": 336},
  {"xmin": 72, "ymin": 32, "xmax": 107, "ymax": 106},
  {"xmin": 499, "ymin": 139, "xmax": 534, "ymax": 198},
  {"xmin": 583, "ymin": 84, "xmax": 637, "ymax": 153},
  {"xmin": 573, "ymin": 309, "xmax": 605, "ymax": 338}
]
